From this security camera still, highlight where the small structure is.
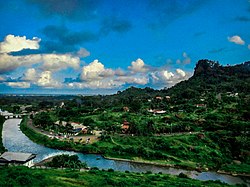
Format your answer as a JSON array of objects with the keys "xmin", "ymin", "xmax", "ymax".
[
  {"xmin": 0, "ymin": 152, "xmax": 36, "ymax": 167},
  {"xmin": 54, "ymin": 120, "xmax": 67, "ymax": 127},
  {"xmin": 123, "ymin": 106, "xmax": 129, "ymax": 112},
  {"xmin": 165, "ymin": 96, "xmax": 171, "ymax": 100},
  {"xmin": 69, "ymin": 122, "xmax": 88, "ymax": 135},
  {"xmin": 122, "ymin": 120, "xmax": 130, "ymax": 133},
  {"xmin": 155, "ymin": 96, "xmax": 163, "ymax": 100},
  {"xmin": 148, "ymin": 109, "xmax": 166, "ymax": 114},
  {"xmin": 195, "ymin": 104, "xmax": 206, "ymax": 108}
]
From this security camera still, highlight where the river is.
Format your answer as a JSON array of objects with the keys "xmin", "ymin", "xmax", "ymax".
[{"xmin": 2, "ymin": 118, "xmax": 248, "ymax": 186}]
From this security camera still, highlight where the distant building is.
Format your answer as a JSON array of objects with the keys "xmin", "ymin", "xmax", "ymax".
[
  {"xmin": 122, "ymin": 120, "xmax": 130, "ymax": 133},
  {"xmin": 195, "ymin": 104, "xmax": 206, "ymax": 108},
  {"xmin": 54, "ymin": 120, "xmax": 67, "ymax": 127},
  {"xmin": 148, "ymin": 109, "xmax": 166, "ymax": 114},
  {"xmin": 155, "ymin": 96, "xmax": 163, "ymax": 100},
  {"xmin": 123, "ymin": 106, "xmax": 129, "ymax": 112},
  {"xmin": 0, "ymin": 152, "xmax": 36, "ymax": 167},
  {"xmin": 165, "ymin": 96, "xmax": 171, "ymax": 100}
]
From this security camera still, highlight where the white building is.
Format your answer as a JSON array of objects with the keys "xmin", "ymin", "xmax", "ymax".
[{"xmin": 0, "ymin": 152, "xmax": 36, "ymax": 167}]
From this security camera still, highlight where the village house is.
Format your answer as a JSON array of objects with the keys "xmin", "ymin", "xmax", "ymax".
[
  {"xmin": 148, "ymin": 109, "xmax": 166, "ymax": 114},
  {"xmin": 165, "ymin": 96, "xmax": 171, "ymax": 100},
  {"xmin": 155, "ymin": 96, "xmax": 163, "ymax": 100},
  {"xmin": 122, "ymin": 120, "xmax": 130, "ymax": 133},
  {"xmin": 69, "ymin": 122, "xmax": 88, "ymax": 135},
  {"xmin": 0, "ymin": 152, "xmax": 36, "ymax": 167},
  {"xmin": 54, "ymin": 120, "xmax": 67, "ymax": 127}
]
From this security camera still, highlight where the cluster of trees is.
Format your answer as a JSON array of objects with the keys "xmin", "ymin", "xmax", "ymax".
[{"xmin": 45, "ymin": 154, "xmax": 87, "ymax": 169}]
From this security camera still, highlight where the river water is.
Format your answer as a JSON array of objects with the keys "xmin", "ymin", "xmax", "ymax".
[{"xmin": 2, "ymin": 119, "xmax": 247, "ymax": 185}]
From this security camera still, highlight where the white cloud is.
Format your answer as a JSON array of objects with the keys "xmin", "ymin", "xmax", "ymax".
[
  {"xmin": 42, "ymin": 54, "xmax": 80, "ymax": 72},
  {"xmin": 150, "ymin": 68, "xmax": 189, "ymax": 88},
  {"xmin": 67, "ymin": 79, "xmax": 123, "ymax": 89},
  {"xmin": 228, "ymin": 35, "xmax": 245, "ymax": 45},
  {"xmin": 176, "ymin": 68, "xmax": 186, "ymax": 77},
  {"xmin": 162, "ymin": 71, "xmax": 174, "ymax": 80},
  {"xmin": 0, "ymin": 35, "xmax": 40, "ymax": 53},
  {"xmin": 22, "ymin": 68, "xmax": 37, "ymax": 81},
  {"xmin": 0, "ymin": 53, "xmax": 42, "ymax": 73},
  {"xmin": 128, "ymin": 58, "xmax": 148, "ymax": 73},
  {"xmin": 115, "ymin": 68, "xmax": 126, "ymax": 76},
  {"xmin": 116, "ymin": 76, "xmax": 148, "ymax": 85},
  {"xmin": 37, "ymin": 71, "xmax": 61, "ymax": 88},
  {"xmin": 7, "ymin": 82, "xmax": 30, "ymax": 88},
  {"xmin": 77, "ymin": 48, "xmax": 90, "ymax": 57},
  {"xmin": 80, "ymin": 59, "xmax": 114, "ymax": 81}
]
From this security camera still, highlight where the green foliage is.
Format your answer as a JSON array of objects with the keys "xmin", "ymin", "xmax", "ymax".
[
  {"xmin": 46, "ymin": 154, "xmax": 87, "ymax": 169},
  {"xmin": 33, "ymin": 112, "xmax": 54, "ymax": 129},
  {"xmin": 0, "ymin": 166, "xmax": 233, "ymax": 187}
]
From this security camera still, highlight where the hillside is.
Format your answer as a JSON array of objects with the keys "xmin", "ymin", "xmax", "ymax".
[{"xmin": 163, "ymin": 60, "xmax": 250, "ymax": 100}]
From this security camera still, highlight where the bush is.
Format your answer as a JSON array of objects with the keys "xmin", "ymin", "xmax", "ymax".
[{"xmin": 178, "ymin": 172, "xmax": 188, "ymax": 178}]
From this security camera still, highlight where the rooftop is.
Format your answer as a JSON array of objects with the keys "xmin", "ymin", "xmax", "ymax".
[{"xmin": 0, "ymin": 152, "xmax": 36, "ymax": 162}]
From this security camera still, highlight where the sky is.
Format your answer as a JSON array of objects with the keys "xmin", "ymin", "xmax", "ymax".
[{"xmin": 0, "ymin": 0, "xmax": 249, "ymax": 95}]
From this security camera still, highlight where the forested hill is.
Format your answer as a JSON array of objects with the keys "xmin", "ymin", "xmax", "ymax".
[
  {"xmin": 161, "ymin": 60, "xmax": 250, "ymax": 100},
  {"xmin": 77, "ymin": 59, "xmax": 250, "ymax": 110}
]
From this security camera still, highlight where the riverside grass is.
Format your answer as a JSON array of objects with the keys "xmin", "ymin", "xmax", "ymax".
[{"xmin": 0, "ymin": 166, "xmax": 236, "ymax": 187}]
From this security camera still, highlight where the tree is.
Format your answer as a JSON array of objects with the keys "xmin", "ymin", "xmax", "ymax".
[{"xmin": 33, "ymin": 112, "xmax": 53, "ymax": 129}]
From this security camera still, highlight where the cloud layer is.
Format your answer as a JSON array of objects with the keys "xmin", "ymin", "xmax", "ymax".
[{"xmin": 0, "ymin": 34, "xmax": 191, "ymax": 91}]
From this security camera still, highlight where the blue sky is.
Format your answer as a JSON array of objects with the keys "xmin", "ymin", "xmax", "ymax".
[{"xmin": 0, "ymin": 0, "xmax": 249, "ymax": 95}]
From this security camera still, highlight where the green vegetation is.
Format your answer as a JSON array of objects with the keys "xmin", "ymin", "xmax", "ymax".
[
  {"xmin": 45, "ymin": 154, "xmax": 87, "ymax": 169},
  {"xmin": 2, "ymin": 60, "xmax": 250, "ymax": 174},
  {"xmin": 0, "ymin": 116, "xmax": 6, "ymax": 153},
  {"xmin": 0, "ymin": 166, "xmax": 239, "ymax": 187}
]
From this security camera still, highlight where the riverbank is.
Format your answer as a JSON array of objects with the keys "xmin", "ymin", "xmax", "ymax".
[
  {"xmin": 20, "ymin": 117, "xmax": 198, "ymax": 170},
  {"xmin": 0, "ymin": 166, "xmax": 235, "ymax": 187},
  {"xmin": 0, "ymin": 116, "xmax": 6, "ymax": 153},
  {"xmin": 20, "ymin": 116, "xmax": 250, "ymax": 179},
  {"xmin": 3, "ymin": 118, "xmax": 248, "ymax": 185}
]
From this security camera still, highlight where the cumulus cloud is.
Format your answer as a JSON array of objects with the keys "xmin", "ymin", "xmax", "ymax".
[
  {"xmin": 128, "ymin": 58, "xmax": 149, "ymax": 73},
  {"xmin": 116, "ymin": 76, "xmax": 148, "ymax": 85},
  {"xmin": 0, "ymin": 35, "xmax": 40, "ymax": 53},
  {"xmin": 0, "ymin": 52, "xmax": 81, "ymax": 74},
  {"xmin": 37, "ymin": 71, "xmax": 61, "ymax": 88},
  {"xmin": 7, "ymin": 82, "xmax": 30, "ymax": 88},
  {"xmin": 42, "ymin": 54, "xmax": 80, "ymax": 71},
  {"xmin": 162, "ymin": 71, "xmax": 174, "ymax": 80},
  {"xmin": 228, "ymin": 35, "xmax": 245, "ymax": 45},
  {"xmin": 80, "ymin": 59, "xmax": 114, "ymax": 81},
  {"xmin": 0, "ymin": 53, "xmax": 42, "ymax": 74},
  {"xmin": 176, "ymin": 68, "xmax": 186, "ymax": 77},
  {"xmin": 150, "ymin": 68, "xmax": 189, "ymax": 88},
  {"xmin": 22, "ymin": 68, "xmax": 37, "ymax": 81}
]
